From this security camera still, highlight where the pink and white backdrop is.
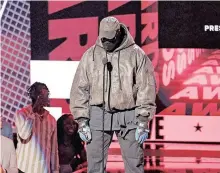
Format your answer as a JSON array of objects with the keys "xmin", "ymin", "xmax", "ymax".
[{"xmin": 1, "ymin": 0, "xmax": 220, "ymax": 169}]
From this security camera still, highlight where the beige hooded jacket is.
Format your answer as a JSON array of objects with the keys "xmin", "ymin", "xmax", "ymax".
[{"xmin": 70, "ymin": 23, "xmax": 157, "ymax": 122}]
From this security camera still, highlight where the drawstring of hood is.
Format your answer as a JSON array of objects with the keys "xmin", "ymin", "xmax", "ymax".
[
  {"xmin": 105, "ymin": 51, "xmax": 122, "ymax": 91},
  {"xmin": 118, "ymin": 51, "xmax": 122, "ymax": 90},
  {"xmin": 92, "ymin": 45, "xmax": 96, "ymax": 61},
  {"xmin": 105, "ymin": 51, "xmax": 108, "ymax": 92}
]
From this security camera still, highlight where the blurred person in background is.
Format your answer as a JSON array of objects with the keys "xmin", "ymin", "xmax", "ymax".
[
  {"xmin": 15, "ymin": 82, "xmax": 59, "ymax": 173},
  {"xmin": 57, "ymin": 114, "xmax": 87, "ymax": 173},
  {"xmin": 0, "ymin": 116, "xmax": 13, "ymax": 140},
  {"xmin": 0, "ymin": 117, "xmax": 18, "ymax": 173}
]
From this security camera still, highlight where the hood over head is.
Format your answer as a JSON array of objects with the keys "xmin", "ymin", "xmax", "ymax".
[{"xmin": 97, "ymin": 16, "xmax": 135, "ymax": 51}]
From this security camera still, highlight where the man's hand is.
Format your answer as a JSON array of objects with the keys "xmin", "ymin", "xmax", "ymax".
[
  {"xmin": 78, "ymin": 119, "xmax": 92, "ymax": 142},
  {"xmin": 135, "ymin": 122, "xmax": 149, "ymax": 144},
  {"xmin": 0, "ymin": 165, "xmax": 6, "ymax": 173},
  {"xmin": 32, "ymin": 94, "xmax": 48, "ymax": 114}
]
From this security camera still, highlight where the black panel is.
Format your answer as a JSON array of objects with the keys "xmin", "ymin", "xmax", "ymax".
[
  {"xmin": 159, "ymin": 1, "xmax": 220, "ymax": 48},
  {"xmin": 30, "ymin": 1, "xmax": 49, "ymax": 60}
]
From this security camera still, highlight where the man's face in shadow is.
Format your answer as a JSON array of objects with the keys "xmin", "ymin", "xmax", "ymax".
[
  {"xmin": 40, "ymin": 87, "xmax": 50, "ymax": 107},
  {"xmin": 101, "ymin": 30, "xmax": 122, "ymax": 52}
]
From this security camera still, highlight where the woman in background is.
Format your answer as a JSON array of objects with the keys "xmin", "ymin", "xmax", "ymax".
[{"xmin": 57, "ymin": 114, "xmax": 87, "ymax": 173}]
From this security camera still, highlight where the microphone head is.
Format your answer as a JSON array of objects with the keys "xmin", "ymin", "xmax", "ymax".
[
  {"xmin": 107, "ymin": 62, "xmax": 113, "ymax": 72},
  {"xmin": 102, "ymin": 58, "xmax": 108, "ymax": 65}
]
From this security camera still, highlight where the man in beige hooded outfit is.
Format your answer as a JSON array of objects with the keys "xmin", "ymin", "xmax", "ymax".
[{"xmin": 70, "ymin": 16, "xmax": 157, "ymax": 173}]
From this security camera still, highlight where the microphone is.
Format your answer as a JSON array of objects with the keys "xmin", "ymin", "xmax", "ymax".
[
  {"xmin": 102, "ymin": 57, "xmax": 107, "ymax": 173},
  {"xmin": 101, "ymin": 58, "xmax": 113, "ymax": 172},
  {"xmin": 102, "ymin": 58, "xmax": 113, "ymax": 72},
  {"xmin": 107, "ymin": 62, "xmax": 113, "ymax": 72}
]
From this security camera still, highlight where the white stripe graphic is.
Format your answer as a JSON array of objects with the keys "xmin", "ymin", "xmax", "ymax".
[
  {"xmin": 30, "ymin": 60, "xmax": 79, "ymax": 99},
  {"xmin": 162, "ymin": 116, "xmax": 220, "ymax": 142},
  {"xmin": 44, "ymin": 107, "xmax": 62, "ymax": 120}
]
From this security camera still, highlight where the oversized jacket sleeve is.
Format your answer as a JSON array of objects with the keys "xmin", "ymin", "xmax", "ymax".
[
  {"xmin": 135, "ymin": 50, "xmax": 157, "ymax": 122},
  {"xmin": 70, "ymin": 50, "xmax": 90, "ymax": 120},
  {"xmin": 14, "ymin": 110, "xmax": 34, "ymax": 140}
]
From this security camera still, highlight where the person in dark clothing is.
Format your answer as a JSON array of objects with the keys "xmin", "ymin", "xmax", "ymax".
[{"xmin": 57, "ymin": 114, "xmax": 87, "ymax": 173}]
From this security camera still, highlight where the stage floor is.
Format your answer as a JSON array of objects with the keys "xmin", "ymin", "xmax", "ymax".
[
  {"xmin": 106, "ymin": 142, "xmax": 220, "ymax": 173},
  {"xmin": 74, "ymin": 142, "xmax": 220, "ymax": 173}
]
